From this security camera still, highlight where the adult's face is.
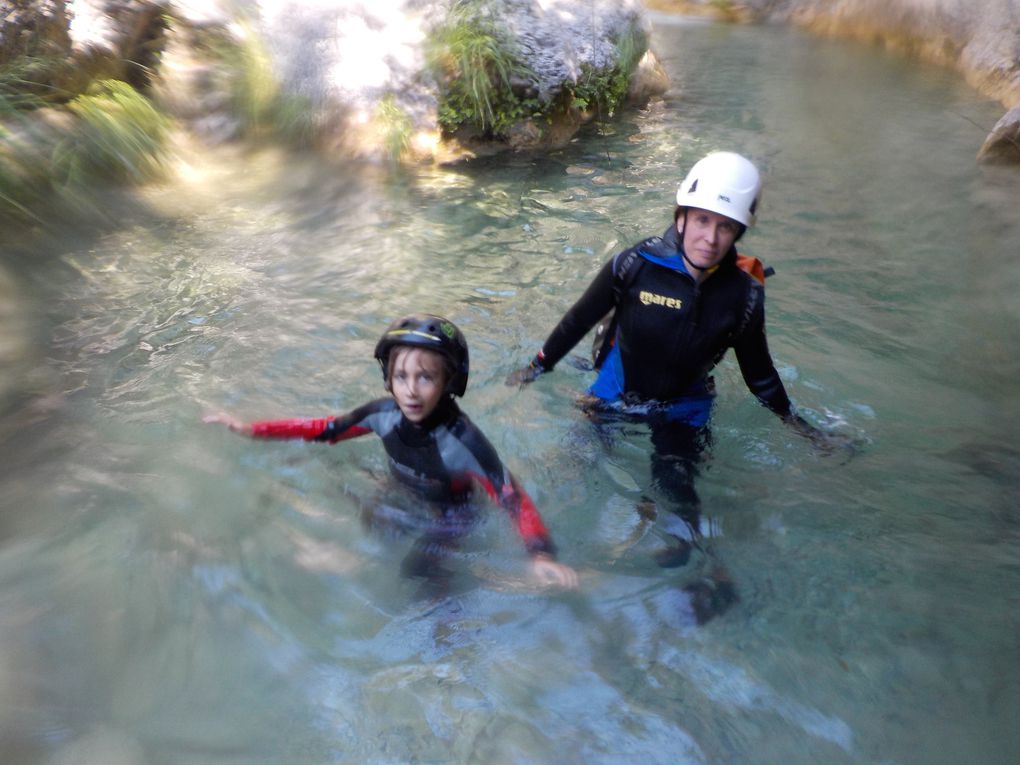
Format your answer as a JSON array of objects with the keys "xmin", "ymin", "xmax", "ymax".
[{"xmin": 678, "ymin": 207, "xmax": 741, "ymax": 274}]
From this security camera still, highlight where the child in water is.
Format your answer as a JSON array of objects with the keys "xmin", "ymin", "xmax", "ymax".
[{"xmin": 205, "ymin": 314, "xmax": 578, "ymax": 591}]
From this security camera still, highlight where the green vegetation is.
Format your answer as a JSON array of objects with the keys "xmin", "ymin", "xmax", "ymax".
[
  {"xmin": 0, "ymin": 53, "xmax": 69, "ymax": 108},
  {"xmin": 426, "ymin": 1, "xmax": 646, "ymax": 140},
  {"xmin": 426, "ymin": 1, "xmax": 538, "ymax": 137},
  {"xmin": 1, "ymin": 63, "xmax": 171, "ymax": 224},
  {"xmin": 0, "ymin": 61, "xmax": 50, "ymax": 222},
  {"xmin": 565, "ymin": 20, "xmax": 646, "ymax": 119},
  {"xmin": 52, "ymin": 80, "xmax": 170, "ymax": 187},
  {"xmin": 214, "ymin": 25, "xmax": 279, "ymax": 136},
  {"xmin": 376, "ymin": 93, "xmax": 414, "ymax": 161},
  {"xmin": 205, "ymin": 23, "xmax": 316, "ymax": 146}
]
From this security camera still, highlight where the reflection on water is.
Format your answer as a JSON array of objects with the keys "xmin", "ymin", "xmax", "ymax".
[{"xmin": 2, "ymin": 18, "xmax": 1020, "ymax": 765}]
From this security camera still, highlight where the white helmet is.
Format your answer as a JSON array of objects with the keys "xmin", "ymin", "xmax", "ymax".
[{"xmin": 676, "ymin": 152, "xmax": 762, "ymax": 227}]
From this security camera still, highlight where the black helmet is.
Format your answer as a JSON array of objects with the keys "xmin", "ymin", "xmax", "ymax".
[{"xmin": 373, "ymin": 314, "xmax": 470, "ymax": 397}]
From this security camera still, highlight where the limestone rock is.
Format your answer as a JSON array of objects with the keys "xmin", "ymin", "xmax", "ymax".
[
  {"xmin": 160, "ymin": 1, "xmax": 663, "ymax": 160},
  {"xmin": 978, "ymin": 106, "xmax": 1020, "ymax": 164},
  {"xmin": 627, "ymin": 49, "xmax": 669, "ymax": 105}
]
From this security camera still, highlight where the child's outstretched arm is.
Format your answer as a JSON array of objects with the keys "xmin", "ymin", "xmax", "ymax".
[
  {"xmin": 203, "ymin": 400, "xmax": 396, "ymax": 443},
  {"xmin": 203, "ymin": 412, "xmax": 336, "ymax": 439},
  {"xmin": 203, "ymin": 412, "xmax": 254, "ymax": 436}
]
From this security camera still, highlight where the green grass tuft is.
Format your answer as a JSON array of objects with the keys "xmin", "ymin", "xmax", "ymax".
[
  {"xmin": 426, "ymin": 0, "xmax": 537, "ymax": 137},
  {"xmin": 52, "ymin": 79, "xmax": 170, "ymax": 188}
]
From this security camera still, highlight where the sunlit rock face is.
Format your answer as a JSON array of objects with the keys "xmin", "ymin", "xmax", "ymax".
[
  {"xmin": 772, "ymin": 0, "xmax": 1020, "ymax": 105},
  {"xmin": 256, "ymin": 0, "xmax": 435, "ymax": 123},
  {"xmin": 253, "ymin": 0, "xmax": 653, "ymax": 157},
  {"xmin": 500, "ymin": 0, "xmax": 647, "ymax": 101},
  {"xmin": 247, "ymin": 0, "xmax": 650, "ymax": 112},
  {"xmin": 165, "ymin": 0, "xmax": 659, "ymax": 160}
]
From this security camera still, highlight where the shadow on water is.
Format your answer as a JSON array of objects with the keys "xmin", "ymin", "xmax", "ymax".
[{"xmin": 2, "ymin": 18, "xmax": 1020, "ymax": 765}]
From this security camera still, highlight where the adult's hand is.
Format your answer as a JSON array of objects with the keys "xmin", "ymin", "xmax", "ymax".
[
  {"xmin": 785, "ymin": 414, "xmax": 857, "ymax": 457},
  {"xmin": 505, "ymin": 357, "xmax": 547, "ymax": 387}
]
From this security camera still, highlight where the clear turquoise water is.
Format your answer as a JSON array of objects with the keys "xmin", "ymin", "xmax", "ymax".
[{"xmin": 1, "ymin": 15, "xmax": 1019, "ymax": 765}]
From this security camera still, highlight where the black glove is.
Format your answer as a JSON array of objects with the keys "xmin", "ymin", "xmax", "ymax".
[
  {"xmin": 784, "ymin": 413, "xmax": 858, "ymax": 458},
  {"xmin": 505, "ymin": 355, "xmax": 548, "ymax": 387}
]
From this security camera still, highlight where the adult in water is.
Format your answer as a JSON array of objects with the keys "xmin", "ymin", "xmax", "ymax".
[
  {"xmin": 507, "ymin": 152, "xmax": 849, "ymax": 616},
  {"xmin": 208, "ymin": 314, "xmax": 578, "ymax": 596}
]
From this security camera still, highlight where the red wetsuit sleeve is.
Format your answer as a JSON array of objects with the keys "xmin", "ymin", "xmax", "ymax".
[
  {"xmin": 250, "ymin": 417, "xmax": 372, "ymax": 443},
  {"xmin": 505, "ymin": 475, "xmax": 555, "ymax": 555},
  {"xmin": 470, "ymin": 470, "xmax": 556, "ymax": 557}
]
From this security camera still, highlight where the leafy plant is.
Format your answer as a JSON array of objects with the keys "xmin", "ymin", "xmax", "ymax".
[
  {"xmin": 51, "ymin": 79, "xmax": 170, "ymax": 188},
  {"xmin": 220, "ymin": 25, "xmax": 279, "ymax": 135},
  {"xmin": 0, "ymin": 53, "xmax": 69, "ymax": 108},
  {"xmin": 1, "ymin": 58, "xmax": 68, "ymax": 223},
  {"xmin": 425, "ymin": 0, "xmax": 536, "ymax": 137},
  {"xmin": 567, "ymin": 20, "xmax": 646, "ymax": 120},
  {"xmin": 376, "ymin": 93, "xmax": 413, "ymax": 161},
  {"xmin": 202, "ymin": 23, "xmax": 318, "ymax": 146}
]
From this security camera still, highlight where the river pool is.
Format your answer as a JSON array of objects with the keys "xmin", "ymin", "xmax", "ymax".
[{"xmin": 1, "ymin": 13, "xmax": 1018, "ymax": 765}]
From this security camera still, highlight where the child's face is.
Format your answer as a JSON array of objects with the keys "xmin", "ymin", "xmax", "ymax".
[{"xmin": 389, "ymin": 347, "xmax": 448, "ymax": 423}]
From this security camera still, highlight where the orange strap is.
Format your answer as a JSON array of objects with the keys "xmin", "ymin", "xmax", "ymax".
[{"xmin": 736, "ymin": 253, "xmax": 767, "ymax": 285}]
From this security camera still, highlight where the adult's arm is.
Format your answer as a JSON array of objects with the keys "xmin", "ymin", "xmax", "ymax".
[
  {"xmin": 535, "ymin": 257, "xmax": 619, "ymax": 370},
  {"xmin": 733, "ymin": 301, "xmax": 855, "ymax": 454},
  {"xmin": 732, "ymin": 296, "xmax": 793, "ymax": 418}
]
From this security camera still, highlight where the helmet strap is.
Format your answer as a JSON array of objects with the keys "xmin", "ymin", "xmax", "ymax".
[{"xmin": 676, "ymin": 209, "xmax": 701, "ymax": 274}]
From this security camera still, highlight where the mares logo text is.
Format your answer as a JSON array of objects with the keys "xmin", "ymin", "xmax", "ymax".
[{"xmin": 639, "ymin": 291, "xmax": 683, "ymax": 310}]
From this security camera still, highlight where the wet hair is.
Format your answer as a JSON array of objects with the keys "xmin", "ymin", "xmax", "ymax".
[{"xmin": 385, "ymin": 345, "xmax": 453, "ymax": 392}]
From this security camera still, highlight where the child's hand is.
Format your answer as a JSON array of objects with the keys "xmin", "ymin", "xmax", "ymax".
[
  {"xmin": 529, "ymin": 554, "xmax": 579, "ymax": 589},
  {"xmin": 202, "ymin": 412, "xmax": 253, "ymax": 436}
]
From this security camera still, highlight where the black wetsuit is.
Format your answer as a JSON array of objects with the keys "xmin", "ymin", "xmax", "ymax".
[
  {"xmin": 538, "ymin": 224, "xmax": 792, "ymax": 417},
  {"xmin": 534, "ymin": 224, "xmax": 792, "ymax": 529},
  {"xmin": 249, "ymin": 396, "xmax": 556, "ymax": 560}
]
